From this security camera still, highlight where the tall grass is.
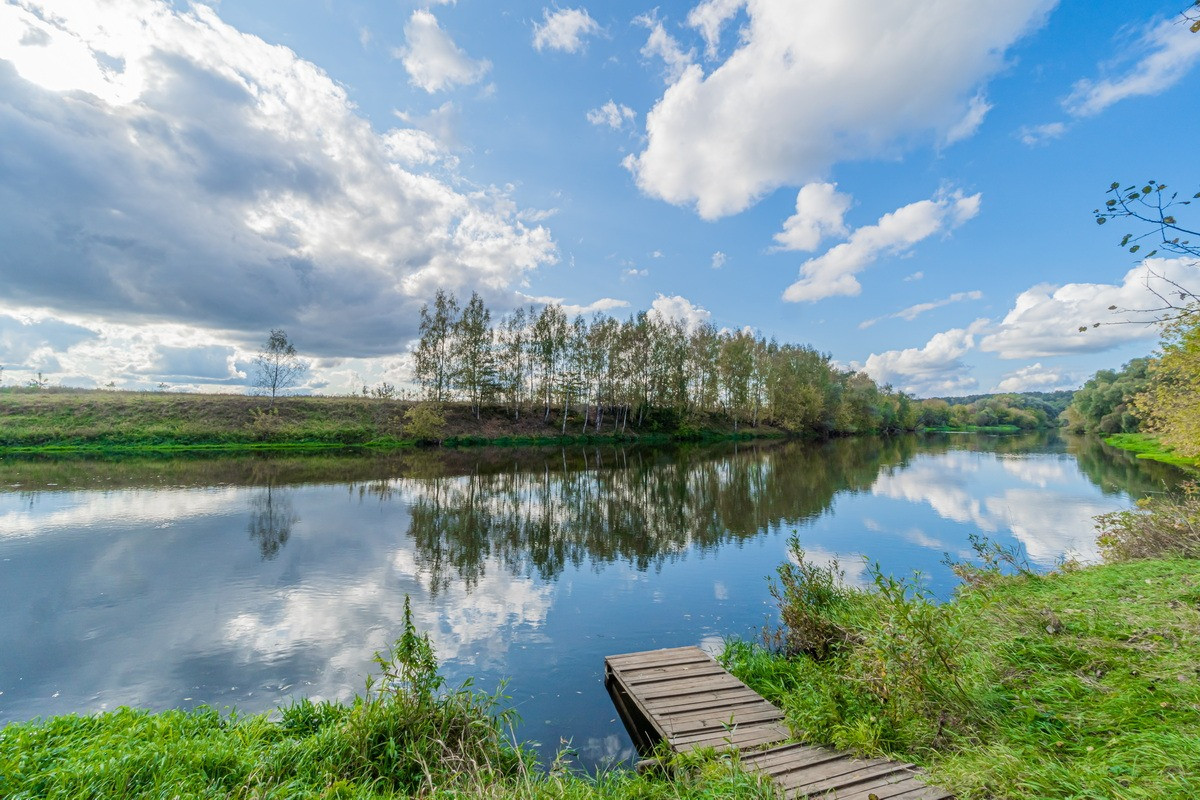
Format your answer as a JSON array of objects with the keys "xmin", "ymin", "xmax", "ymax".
[{"xmin": 724, "ymin": 536, "xmax": 1200, "ymax": 799}]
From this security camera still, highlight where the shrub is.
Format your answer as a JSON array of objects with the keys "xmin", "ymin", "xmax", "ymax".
[
  {"xmin": 403, "ymin": 402, "xmax": 447, "ymax": 444},
  {"xmin": 1095, "ymin": 483, "xmax": 1200, "ymax": 561}
]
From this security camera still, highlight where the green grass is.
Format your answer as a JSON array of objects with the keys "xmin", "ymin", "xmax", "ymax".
[
  {"xmin": 924, "ymin": 424, "xmax": 1024, "ymax": 434},
  {"xmin": 0, "ymin": 389, "xmax": 785, "ymax": 454},
  {"xmin": 1104, "ymin": 433, "xmax": 1200, "ymax": 469},
  {"xmin": 723, "ymin": 553, "xmax": 1200, "ymax": 799},
  {"xmin": 0, "ymin": 601, "xmax": 774, "ymax": 800}
]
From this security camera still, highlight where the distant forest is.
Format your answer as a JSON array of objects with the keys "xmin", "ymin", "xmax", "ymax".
[{"xmin": 409, "ymin": 291, "xmax": 922, "ymax": 436}]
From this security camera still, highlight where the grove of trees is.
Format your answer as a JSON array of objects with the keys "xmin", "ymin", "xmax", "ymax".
[{"xmin": 410, "ymin": 290, "xmax": 920, "ymax": 436}]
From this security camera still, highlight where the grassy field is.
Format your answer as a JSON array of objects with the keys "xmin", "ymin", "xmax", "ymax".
[
  {"xmin": 1104, "ymin": 432, "xmax": 1200, "ymax": 470},
  {"xmin": 0, "ymin": 388, "xmax": 783, "ymax": 453}
]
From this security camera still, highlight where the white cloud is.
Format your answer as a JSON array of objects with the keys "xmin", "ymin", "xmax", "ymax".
[
  {"xmin": 861, "ymin": 320, "xmax": 988, "ymax": 396},
  {"xmin": 783, "ymin": 191, "xmax": 981, "ymax": 303},
  {"xmin": 1065, "ymin": 18, "xmax": 1200, "ymax": 117},
  {"xmin": 979, "ymin": 258, "xmax": 1195, "ymax": 359},
  {"xmin": 532, "ymin": 7, "xmax": 601, "ymax": 53},
  {"xmin": 648, "ymin": 294, "xmax": 712, "ymax": 332},
  {"xmin": 686, "ymin": 0, "xmax": 746, "ymax": 60},
  {"xmin": 710, "ymin": 251, "xmax": 727, "ymax": 270},
  {"xmin": 627, "ymin": 0, "xmax": 1054, "ymax": 219},
  {"xmin": 622, "ymin": 268, "xmax": 648, "ymax": 279},
  {"xmin": 772, "ymin": 182, "xmax": 851, "ymax": 252},
  {"xmin": 586, "ymin": 100, "xmax": 635, "ymax": 129},
  {"xmin": 859, "ymin": 291, "xmax": 983, "ymax": 329},
  {"xmin": 635, "ymin": 14, "xmax": 695, "ymax": 83},
  {"xmin": 397, "ymin": 9, "xmax": 490, "ymax": 93},
  {"xmin": 518, "ymin": 293, "xmax": 629, "ymax": 317},
  {"xmin": 944, "ymin": 92, "xmax": 993, "ymax": 145},
  {"xmin": 904, "ymin": 271, "xmax": 924, "ymax": 282},
  {"xmin": 1017, "ymin": 121, "xmax": 1068, "ymax": 146},
  {"xmin": 994, "ymin": 363, "xmax": 1077, "ymax": 393},
  {"xmin": 0, "ymin": 0, "xmax": 555, "ymax": 380}
]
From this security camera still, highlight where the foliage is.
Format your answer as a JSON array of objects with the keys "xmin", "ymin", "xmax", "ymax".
[
  {"xmin": 1133, "ymin": 313, "xmax": 1200, "ymax": 457},
  {"xmin": 403, "ymin": 401, "xmax": 447, "ymax": 444},
  {"xmin": 411, "ymin": 292, "xmax": 919, "ymax": 437},
  {"xmin": 763, "ymin": 537, "xmax": 858, "ymax": 660},
  {"xmin": 726, "ymin": 544, "xmax": 1200, "ymax": 799},
  {"xmin": 1062, "ymin": 357, "xmax": 1150, "ymax": 434},
  {"xmin": 1090, "ymin": 178, "xmax": 1198, "ymax": 328},
  {"xmin": 1096, "ymin": 483, "xmax": 1200, "ymax": 560},
  {"xmin": 254, "ymin": 329, "xmax": 308, "ymax": 401},
  {"xmin": 917, "ymin": 392, "xmax": 1063, "ymax": 430}
]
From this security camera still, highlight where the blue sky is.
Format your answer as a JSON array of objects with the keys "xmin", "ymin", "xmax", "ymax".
[{"xmin": 1, "ymin": 0, "xmax": 1198, "ymax": 396}]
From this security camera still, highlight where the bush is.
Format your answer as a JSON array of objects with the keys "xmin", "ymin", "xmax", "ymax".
[
  {"xmin": 403, "ymin": 402, "xmax": 447, "ymax": 444},
  {"xmin": 1095, "ymin": 483, "xmax": 1200, "ymax": 560}
]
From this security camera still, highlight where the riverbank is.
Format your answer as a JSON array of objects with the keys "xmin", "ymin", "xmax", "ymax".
[
  {"xmin": 0, "ymin": 607, "xmax": 771, "ymax": 800},
  {"xmin": 1104, "ymin": 432, "xmax": 1200, "ymax": 469},
  {"xmin": 924, "ymin": 424, "xmax": 1025, "ymax": 434},
  {"xmin": 0, "ymin": 388, "xmax": 788, "ymax": 454},
  {"xmin": 723, "ymin": 526, "xmax": 1200, "ymax": 798}
]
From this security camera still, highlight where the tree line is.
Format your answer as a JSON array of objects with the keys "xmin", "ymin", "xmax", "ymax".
[{"xmin": 411, "ymin": 290, "xmax": 920, "ymax": 436}]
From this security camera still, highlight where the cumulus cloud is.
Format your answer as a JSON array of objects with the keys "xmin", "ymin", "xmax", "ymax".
[
  {"xmin": 904, "ymin": 271, "xmax": 924, "ymax": 282},
  {"xmin": 772, "ymin": 182, "xmax": 851, "ymax": 252},
  {"xmin": 686, "ymin": 0, "xmax": 746, "ymax": 60},
  {"xmin": 861, "ymin": 320, "xmax": 988, "ymax": 396},
  {"xmin": 994, "ymin": 363, "xmax": 1078, "ymax": 393},
  {"xmin": 635, "ymin": 14, "xmax": 695, "ymax": 83},
  {"xmin": 532, "ymin": 7, "xmax": 601, "ymax": 53},
  {"xmin": 648, "ymin": 294, "xmax": 712, "ymax": 333},
  {"xmin": 517, "ymin": 293, "xmax": 629, "ymax": 317},
  {"xmin": 627, "ymin": 0, "xmax": 1053, "ymax": 219},
  {"xmin": 1017, "ymin": 121, "xmax": 1068, "ymax": 146},
  {"xmin": 710, "ymin": 251, "xmax": 726, "ymax": 270},
  {"xmin": 782, "ymin": 190, "xmax": 981, "ymax": 303},
  {"xmin": 1065, "ymin": 17, "xmax": 1200, "ymax": 117},
  {"xmin": 397, "ymin": 9, "xmax": 491, "ymax": 93},
  {"xmin": 859, "ymin": 291, "xmax": 983, "ymax": 329},
  {"xmin": 586, "ymin": 100, "xmax": 635, "ymax": 129},
  {"xmin": 0, "ymin": 0, "xmax": 555, "ymax": 375},
  {"xmin": 979, "ymin": 258, "xmax": 1195, "ymax": 359}
]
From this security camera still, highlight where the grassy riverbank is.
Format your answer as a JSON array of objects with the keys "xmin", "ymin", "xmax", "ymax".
[
  {"xmin": 0, "ymin": 603, "xmax": 770, "ymax": 800},
  {"xmin": 0, "ymin": 388, "xmax": 785, "ymax": 453},
  {"xmin": 924, "ymin": 424, "xmax": 1024, "ymax": 434},
  {"xmin": 723, "ymin": 505, "xmax": 1200, "ymax": 799},
  {"xmin": 1104, "ymin": 432, "xmax": 1200, "ymax": 469}
]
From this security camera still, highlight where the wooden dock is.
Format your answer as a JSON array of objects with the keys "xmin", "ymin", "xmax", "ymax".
[{"xmin": 605, "ymin": 646, "xmax": 952, "ymax": 800}]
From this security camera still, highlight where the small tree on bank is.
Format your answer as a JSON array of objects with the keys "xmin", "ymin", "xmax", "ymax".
[{"xmin": 254, "ymin": 329, "xmax": 307, "ymax": 403}]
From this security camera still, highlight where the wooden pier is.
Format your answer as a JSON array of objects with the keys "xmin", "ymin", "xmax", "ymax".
[{"xmin": 605, "ymin": 646, "xmax": 952, "ymax": 799}]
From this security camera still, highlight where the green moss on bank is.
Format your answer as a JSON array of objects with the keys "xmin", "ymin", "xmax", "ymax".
[{"xmin": 1104, "ymin": 433, "xmax": 1200, "ymax": 469}]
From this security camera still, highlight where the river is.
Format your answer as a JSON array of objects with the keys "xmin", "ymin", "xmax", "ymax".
[{"xmin": 0, "ymin": 431, "xmax": 1184, "ymax": 769}]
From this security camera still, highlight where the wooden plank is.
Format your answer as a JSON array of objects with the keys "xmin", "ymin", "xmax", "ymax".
[
  {"xmin": 646, "ymin": 691, "xmax": 772, "ymax": 716},
  {"xmin": 605, "ymin": 647, "xmax": 707, "ymax": 667},
  {"xmin": 627, "ymin": 673, "xmax": 749, "ymax": 699},
  {"xmin": 779, "ymin": 761, "xmax": 911, "ymax": 796},
  {"xmin": 659, "ymin": 707, "xmax": 785, "ymax": 735},
  {"xmin": 623, "ymin": 665, "xmax": 730, "ymax": 686},
  {"xmin": 617, "ymin": 654, "xmax": 715, "ymax": 672},
  {"xmin": 833, "ymin": 775, "xmax": 949, "ymax": 800}
]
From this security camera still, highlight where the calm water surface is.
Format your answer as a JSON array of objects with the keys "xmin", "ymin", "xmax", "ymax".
[{"xmin": 0, "ymin": 432, "xmax": 1184, "ymax": 768}]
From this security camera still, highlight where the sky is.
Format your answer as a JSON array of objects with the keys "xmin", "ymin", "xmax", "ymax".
[{"xmin": 1, "ymin": 0, "xmax": 1198, "ymax": 397}]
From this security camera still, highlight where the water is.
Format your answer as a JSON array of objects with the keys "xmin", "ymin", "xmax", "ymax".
[{"xmin": 0, "ymin": 432, "xmax": 1184, "ymax": 768}]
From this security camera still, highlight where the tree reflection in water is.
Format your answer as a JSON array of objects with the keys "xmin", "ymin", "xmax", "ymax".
[{"xmin": 247, "ymin": 484, "xmax": 298, "ymax": 560}]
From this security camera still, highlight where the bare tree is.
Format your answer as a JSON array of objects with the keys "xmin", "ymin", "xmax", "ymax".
[{"xmin": 254, "ymin": 329, "xmax": 307, "ymax": 402}]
